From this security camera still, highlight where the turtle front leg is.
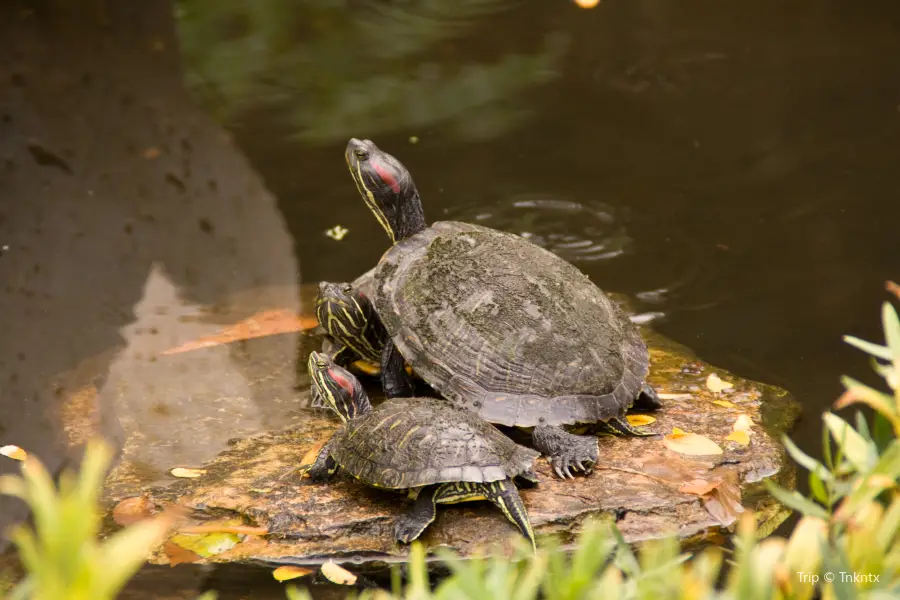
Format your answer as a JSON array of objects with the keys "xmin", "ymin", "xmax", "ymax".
[
  {"xmin": 631, "ymin": 383, "xmax": 661, "ymax": 412},
  {"xmin": 307, "ymin": 444, "xmax": 339, "ymax": 482},
  {"xmin": 381, "ymin": 341, "xmax": 414, "ymax": 398},
  {"xmin": 533, "ymin": 425, "xmax": 598, "ymax": 479},
  {"xmin": 394, "ymin": 484, "xmax": 441, "ymax": 544}
]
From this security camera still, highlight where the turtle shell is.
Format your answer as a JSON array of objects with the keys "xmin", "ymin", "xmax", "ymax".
[
  {"xmin": 329, "ymin": 397, "xmax": 539, "ymax": 490},
  {"xmin": 373, "ymin": 221, "xmax": 649, "ymax": 428}
]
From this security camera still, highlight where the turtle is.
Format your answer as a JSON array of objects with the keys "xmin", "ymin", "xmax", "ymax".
[
  {"xmin": 305, "ymin": 351, "xmax": 539, "ymax": 548},
  {"xmin": 343, "ymin": 137, "xmax": 662, "ymax": 479},
  {"xmin": 316, "ymin": 279, "xmax": 386, "ymax": 369}
]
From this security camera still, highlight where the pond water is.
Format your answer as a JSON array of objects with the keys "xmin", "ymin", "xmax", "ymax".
[{"xmin": 3, "ymin": 0, "xmax": 900, "ymax": 597}]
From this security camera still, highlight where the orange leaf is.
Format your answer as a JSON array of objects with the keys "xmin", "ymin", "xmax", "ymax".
[
  {"xmin": 663, "ymin": 432, "xmax": 723, "ymax": 456},
  {"xmin": 679, "ymin": 478, "xmax": 722, "ymax": 496},
  {"xmin": 112, "ymin": 496, "xmax": 154, "ymax": 526},
  {"xmin": 0, "ymin": 445, "xmax": 27, "ymax": 461},
  {"xmin": 626, "ymin": 415, "xmax": 656, "ymax": 427},
  {"xmin": 273, "ymin": 565, "xmax": 314, "ymax": 582},
  {"xmin": 321, "ymin": 562, "xmax": 357, "ymax": 585},
  {"xmin": 163, "ymin": 540, "xmax": 202, "ymax": 566},
  {"xmin": 733, "ymin": 414, "xmax": 754, "ymax": 432},
  {"xmin": 701, "ymin": 476, "xmax": 745, "ymax": 526},
  {"xmin": 161, "ymin": 310, "xmax": 319, "ymax": 355},
  {"xmin": 725, "ymin": 430, "xmax": 751, "ymax": 446},
  {"xmin": 706, "ymin": 373, "xmax": 734, "ymax": 393},
  {"xmin": 671, "ymin": 427, "xmax": 689, "ymax": 437}
]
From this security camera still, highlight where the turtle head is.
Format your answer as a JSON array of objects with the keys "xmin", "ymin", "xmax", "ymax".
[
  {"xmin": 345, "ymin": 138, "xmax": 426, "ymax": 243},
  {"xmin": 315, "ymin": 281, "xmax": 385, "ymax": 364},
  {"xmin": 307, "ymin": 351, "xmax": 372, "ymax": 422}
]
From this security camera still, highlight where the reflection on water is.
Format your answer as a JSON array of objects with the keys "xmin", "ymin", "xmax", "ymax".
[{"xmin": 444, "ymin": 196, "xmax": 631, "ymax": 262}]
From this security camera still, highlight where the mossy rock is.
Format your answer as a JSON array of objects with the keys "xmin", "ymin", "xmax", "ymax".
[{"xmin": 71, "ymin": 283, "xmax": 800, "ymax": 568}]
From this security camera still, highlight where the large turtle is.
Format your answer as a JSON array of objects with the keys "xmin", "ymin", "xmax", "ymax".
[
  {"xmin": 305, "ymin": 351, "xmax": 539, "ymax": 548},
  {"xmin": 342, "ymin": 138, "xmax": 662, "ymax": 479}
]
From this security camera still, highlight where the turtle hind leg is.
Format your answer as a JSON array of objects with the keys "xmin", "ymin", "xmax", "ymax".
[
  {"xmin": 479, "ymin": 479, "xmax": 536, "ymax": 552},
  {"xmin": 631, "ymin": 383, "xmax": 662, "ymax": 412},
  {"xmin": 596, "ymin": 416, "xmax": 658, "ymax": 437},
  {"xmin": 533, "ymin": 425, "xmax": 598, "ymax": 479}
]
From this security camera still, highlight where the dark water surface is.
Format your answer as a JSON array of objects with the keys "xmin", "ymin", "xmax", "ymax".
[{"xmin": 3, "ymin": 0, "xmax": 900, "ymax": 597}]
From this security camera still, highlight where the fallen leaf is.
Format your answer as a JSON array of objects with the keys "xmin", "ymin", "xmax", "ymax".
[
  {"xmin": 273, "ymin": 566, "xmax": 314, "ymax": 582},
  {"xmin": 112, "ymin": 496, "xmax": 154, "ymax": 526},
  {"xmin": 178, "ymin": 525, "xmax": 268, "ymax": 536},
  {"xmin": 169, "ymin": 530, "xmax": 240, "ymax": 558},
  {"xmin": 671, "ymin": 427, "xmax": 688, "ymax": 436},
  {"xmin": 725, "ymin": 430, "xmax": 751, "ymax": 446},
  {"xmin": 170, "ymin": 467, "xmax": 206, "ymax": 478},
  {"xmin": 626, "ymin": 415, "xmax": 656, "ymax": 427},
  {"xmin": 733, "ymin": 414, "xmax": 754, "ymax": 432},
  {"xmin": 321, "ymin": 562, "xmax": 357, "ymax": 585},
  {"xmin": 712, "ymin": 400, "xmax": 735, "ymax": 408},
  {"xmin": 161, "ymin": 309, "xmax": 318, "ymax": 355},
  {"xmin": 701, "ymin": 474, "xmax": 745, "ymax": 526},
  {"xmin": 706, "ymin": 373, "xmax": 734, "ymax": 393},
  {"xmin": 657, "ymin": 393, "xmax": 693, "ymax": 401},
  {"xmin": 163, "ymin": 540, "xmax": 203, "ymax": 566},
  {"xmin": 679, "ymin": 478, "xmax": 722, "ymax": 496},
  {"xmin": 351, "ymin": 360, "xmax": 380, "ymax": 376},
  {"xmin": 300, "ymin": 440, "xmax": 327, "ymax": 471},
  {"xmin": 325, "ymin": 225, "xmax": 349, "ymax": 241},
  {"xmin": 574, "ymin": 0, "xmax": 600, "ymax": 8},
  {"xmin": 0, "ymin": 445, "xmax": 27, "ymax": 461},
  {"xmin": 663, "ymin": 432, "xmax": 723, "ymax": 456}
]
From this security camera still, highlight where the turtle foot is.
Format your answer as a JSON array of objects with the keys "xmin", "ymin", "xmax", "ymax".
[
  {"xmin": 533, "ymin": 425, "xmax": 598, "ymax": 479},
  {"xmin": 632, "ymin": 383, "xmax": 662, "ymax": 412}
]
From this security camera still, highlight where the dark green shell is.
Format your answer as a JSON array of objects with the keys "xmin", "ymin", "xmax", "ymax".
[
  {"xmin": 329, "ymin": 397, "xmax": 539, "ymax": 489},
  {"xmin": 373, "ymin": 221, "xmax": 649, "ymax": 428}
]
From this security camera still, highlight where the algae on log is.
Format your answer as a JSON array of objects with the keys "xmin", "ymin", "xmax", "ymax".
[{"xmin": 98, "ymin": 296, "xmax": 799, "ymax": 567}]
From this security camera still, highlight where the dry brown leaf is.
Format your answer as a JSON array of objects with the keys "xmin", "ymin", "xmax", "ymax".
[
  {"xmin": 663, "ymin": 432, "xmax": 723, "ymax": 456},
  {"xmin": 161, "ymin": 309, "xmax": 319, "ymax": 355},
  {"xmin": 170, "ymin": 467, "xmax": 206, "ymax": 479},
  {"xmin": 734, "ymin": 414, "xmax": 754, "ymax": 432},
  {"xmin": 678, "ymin": 478, "xmax": 722, "ymax": 496},
  {"xmin": 712, "ymin": 400, "xmax": 735, "ymax": 408},
  {"xmin": 321, "ymin": 562, "xmax": 357, "ymax": 585},
  {"xmin": 273, "ymin": 566, "xmax": 314, "ymax": 582},
  {"xmin": 701, "ymin": 475, "xmax": 745, "ymax": 526},
  {"xmin": 163, "ymin": 540, "xmax": 203, "ymax": 566},
  {"xmin": 706, "ymin": 373, "xmax": 734, "ymax": 393},
  {"xmin": 656, "ymin": 393, "xmax": 692, "ymax": 401},
  {"xmin": 725, "ymin": 430, "xmax": 751, "ymax": 446},
  {"xmin": 626, "ymin": 415, "xmax": 656, "ymax": 427},
  {"xmin": 112, "ymin": 496, "xmax": 154, "ymax": 526},
  {"xmin": 0, "ymin": 445, "xmax": 27, "ymax": 461}
]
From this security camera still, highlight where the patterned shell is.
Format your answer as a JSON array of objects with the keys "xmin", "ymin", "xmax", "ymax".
[
  {"xmin": 373, "ymin": 221, "xmax": 649, "ymax": 428},
  {"xmin": 329, "ymin": 397, "xmax": 539, "ymax": 489}
]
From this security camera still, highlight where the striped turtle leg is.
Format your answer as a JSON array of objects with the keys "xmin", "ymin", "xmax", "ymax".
[
  {"xmin": 307, "ymin": 444, "xmax": 339, "ymax": 482},
  {"xmin": 394, "ymin": 480, "xmax": 536, "ymax": 550},
  {"xmin": 533, "ymin": 425, "xmax": 599, "ymax": 479},
  {"xmin": 595, "ymin": 416, "xmax": 657, "ymax": 438}
]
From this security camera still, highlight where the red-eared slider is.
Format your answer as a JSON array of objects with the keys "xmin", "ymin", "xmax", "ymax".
[
  {"xmin": 344, "ymin": 138, "xmax": 661, "ymax": 479},
  {"xmin": 305, "ymin": 351, "xmax": 538, "ymax": 547},
  {"xmin": 316, "ymin": 279, "xmax": 385, "ymax": 368}
]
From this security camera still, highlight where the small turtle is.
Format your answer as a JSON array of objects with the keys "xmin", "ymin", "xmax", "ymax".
[
  {"xmin": 305, "ymin": 351, "xmax": 539, "ymax": 548},
  {"xmin": 316, "ymin": 279, "xmax": 386, "ymax": 368},
  {"xmin": 343, "ymin": 138, "xmax": 662, "ymax": 479}
]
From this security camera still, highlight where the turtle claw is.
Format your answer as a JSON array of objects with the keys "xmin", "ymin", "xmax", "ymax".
[{"xmin": 533, "ymin": 425, "xmax": 599, "ymax": 480}]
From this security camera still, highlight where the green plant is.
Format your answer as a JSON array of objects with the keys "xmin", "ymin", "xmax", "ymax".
[{"xmin": 0, "ymin": 440, "xmax": 176, "ymax": 600}]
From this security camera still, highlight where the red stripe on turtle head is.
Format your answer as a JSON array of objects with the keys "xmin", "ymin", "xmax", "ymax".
[
  {"xmin": 373, "ymin": 161, "xmax": 402, "ymax": 194},
  {"xmin": 327, "ymin": 367, "xmax": 356, "ymax": 397}
]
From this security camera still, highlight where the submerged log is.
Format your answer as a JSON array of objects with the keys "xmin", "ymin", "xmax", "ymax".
[{"xmin": 89, "ymin": 286, "xmax": 799, "ymax": 567}]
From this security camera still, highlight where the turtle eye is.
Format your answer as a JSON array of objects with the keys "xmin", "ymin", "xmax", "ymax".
[
  {"xmin": 316, "ymin": 359, "xmax": 328, "ymax": 369},
  {"xmin": 341, "ymin": 284, "xmax": 353, "ymax": 294},
  {"xmin": 354, "ymin": 148, "xmax": 369, "ymax": 160}
]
